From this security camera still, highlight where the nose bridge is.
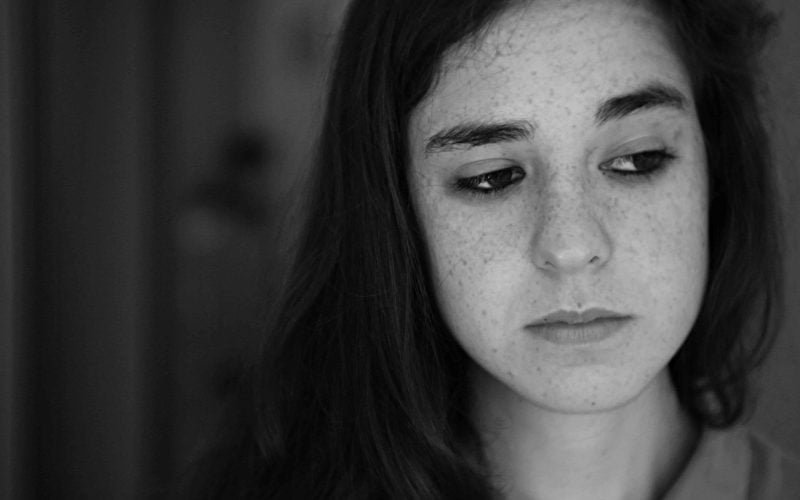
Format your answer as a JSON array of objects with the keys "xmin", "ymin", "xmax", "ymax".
[{"xmin": 531, "ymin": 169, "xmax": 611, "ymax": 274}]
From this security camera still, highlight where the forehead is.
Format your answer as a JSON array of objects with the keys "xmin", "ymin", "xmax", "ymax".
[{"xmin": 410, "ymin": 0, "xmax": 692, "ymax": 142}]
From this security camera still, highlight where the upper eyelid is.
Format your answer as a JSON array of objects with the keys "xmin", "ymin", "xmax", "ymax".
[
  {"xmin": 598, "ymin": 132, "xmax": 672, "ymax": 156},
  {"xmin": 454, "ymin": 158, "xmax": 526, "ymax": 177},
  {"xmin": 463, "ymin": 164, "xmax": 525, "ymax": 178},
  {"xmin": 603, "ymin": 138, "xmax": 663, "ymax": 154},
  {"xmin": 599, "ymin": 147, "xmax": 673, "ymax": 164}
]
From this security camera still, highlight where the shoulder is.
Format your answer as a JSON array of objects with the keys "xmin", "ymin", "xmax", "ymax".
[
  {"xmin": 666, "ymin": 426, "xmax": 800, "ymax": 500},
  {"xmin": 745, "ymin": 428, "xmax": 800, "ymax": 499}
]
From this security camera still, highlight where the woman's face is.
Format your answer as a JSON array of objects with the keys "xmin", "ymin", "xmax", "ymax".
[{"xmin": 408, "ymin": 0, "xmax": 708, "ymax": 413}]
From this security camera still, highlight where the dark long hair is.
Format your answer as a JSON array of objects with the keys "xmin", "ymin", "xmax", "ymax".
[{"xmin": 183, "ymin": 0, "xmax": 782, "ymax": 497}]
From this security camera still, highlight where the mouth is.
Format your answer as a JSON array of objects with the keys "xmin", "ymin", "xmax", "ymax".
[{"xmin": 526, "ymin": 308, "xmax": 633, "ymax": 345}]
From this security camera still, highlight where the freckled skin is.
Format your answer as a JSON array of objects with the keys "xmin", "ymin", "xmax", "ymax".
[{"xmin": 408, "ymin": 0, "xmax": 708, "ymax": 414}]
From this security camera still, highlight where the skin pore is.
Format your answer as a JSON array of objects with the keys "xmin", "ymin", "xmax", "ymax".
[{"xmin": 408, "ymin": 0, "xmax": 708, "ymax": 499}]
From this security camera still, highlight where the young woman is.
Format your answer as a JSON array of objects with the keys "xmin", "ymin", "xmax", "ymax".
[{"xmin": 184, "ymin": 0, "xmax": 799, "ymax": 498}]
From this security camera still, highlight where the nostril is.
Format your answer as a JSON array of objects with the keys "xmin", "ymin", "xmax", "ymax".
[
  {"xmin": 530, "ymin": 209, "xmax": 612, "ymax": 274},
  {"xmin": 538, "ymin": 250, "xmax": 604, "ymax": 273}
]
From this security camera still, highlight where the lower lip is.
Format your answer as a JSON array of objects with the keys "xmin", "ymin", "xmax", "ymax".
[{"xmin": 527, "ymin": 318, "xmax": 631, "ymax": 345}]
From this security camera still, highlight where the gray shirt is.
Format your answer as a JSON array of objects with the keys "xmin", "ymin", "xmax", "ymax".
[{"xmin": 665, "ymin": 427, "xmax": 800, "ymax": 499}]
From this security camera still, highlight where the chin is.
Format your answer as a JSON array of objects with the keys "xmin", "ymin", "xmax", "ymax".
[{"xmin": 504, "ymin": 363, "xmax": 670, "ymax": 415}]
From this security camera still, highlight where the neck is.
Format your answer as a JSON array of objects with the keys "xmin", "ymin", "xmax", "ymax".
[{"xmin": 472, "ymin": 369, "xmax": 698, "ymax": 500}]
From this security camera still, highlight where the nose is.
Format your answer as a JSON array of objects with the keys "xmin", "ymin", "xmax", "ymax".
[{"xmin": 530, "ymin": 184, "xmax": 612, "ymax": 275}]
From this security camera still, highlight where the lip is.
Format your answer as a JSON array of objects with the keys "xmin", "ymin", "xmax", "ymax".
[
  {"xmin": 526, "ymin": 308, "xmax": 633, "ymax": 345},
  {"xmin": 532, "ymin": 308, "xmax": 629, "ymax": 325}
]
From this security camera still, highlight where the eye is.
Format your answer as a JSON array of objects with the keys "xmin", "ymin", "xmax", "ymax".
[
  {"xmin": 455, "ymin": 166, "xmax": 526, "ymax": 195},
  {"xmin": 599, "ymin": 150, "xmax": 675, "ymax": 176}
]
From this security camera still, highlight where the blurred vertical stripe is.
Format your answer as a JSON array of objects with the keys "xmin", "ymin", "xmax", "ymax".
[
  {"xmin": 1, "ymin": 0, "xmax": 31, "ymax": 498},
  {"xmin": 11, "ymin": 1, "xmax": 167, "ymax": 498}
]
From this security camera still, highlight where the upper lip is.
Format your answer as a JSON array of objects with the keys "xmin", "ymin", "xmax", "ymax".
[{"xmin": 530, "ymin": 308, "xmax": 630, "ymax": 326}]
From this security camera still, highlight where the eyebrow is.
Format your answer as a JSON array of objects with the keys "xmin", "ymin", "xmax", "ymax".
[
  {"xmin": 423, "ymin": 82, "xmax": 688, "ymax": 156},
  {"xmin": 424, "ymin": 120, "xmax": 534, "ymax": 156},
  {"xmin": 594, "ymin": 82, "xmax": 688, "ymax": 125}
]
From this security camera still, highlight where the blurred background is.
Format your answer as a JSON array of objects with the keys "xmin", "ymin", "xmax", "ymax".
[{"xmin": 1, "ymin": 0, "xmax": 798, "ymax": 498}]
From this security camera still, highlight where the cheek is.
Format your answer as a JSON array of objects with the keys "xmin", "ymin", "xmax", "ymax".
[
  {"xmin": 421, "ymin": 200, "xmax": 522, "ymax": 322},
  {"xmin": 414, "ymin": 190, "xmax": 543, "ymax": 357},
  {"xmin": 622, "ymin": 167, "xmax": 709, "ymax": 332}
]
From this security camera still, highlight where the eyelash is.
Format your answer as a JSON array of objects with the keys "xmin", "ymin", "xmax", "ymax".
[
  {"xmin": 454, "ymin": 166, "xmax": 525, "ymax": 195},
  {"xmin": 453, "ymin": 149, "xmax": 675, "ymax": 196}
]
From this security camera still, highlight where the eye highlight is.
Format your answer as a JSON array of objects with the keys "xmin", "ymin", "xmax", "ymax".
[
  {"xmin": 454, "ymin": 166, "xmax": 526, "ymax": 195},
  {"xmin": 599, "ymin": 150, "xmax": 675, "ymax": 177}
]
